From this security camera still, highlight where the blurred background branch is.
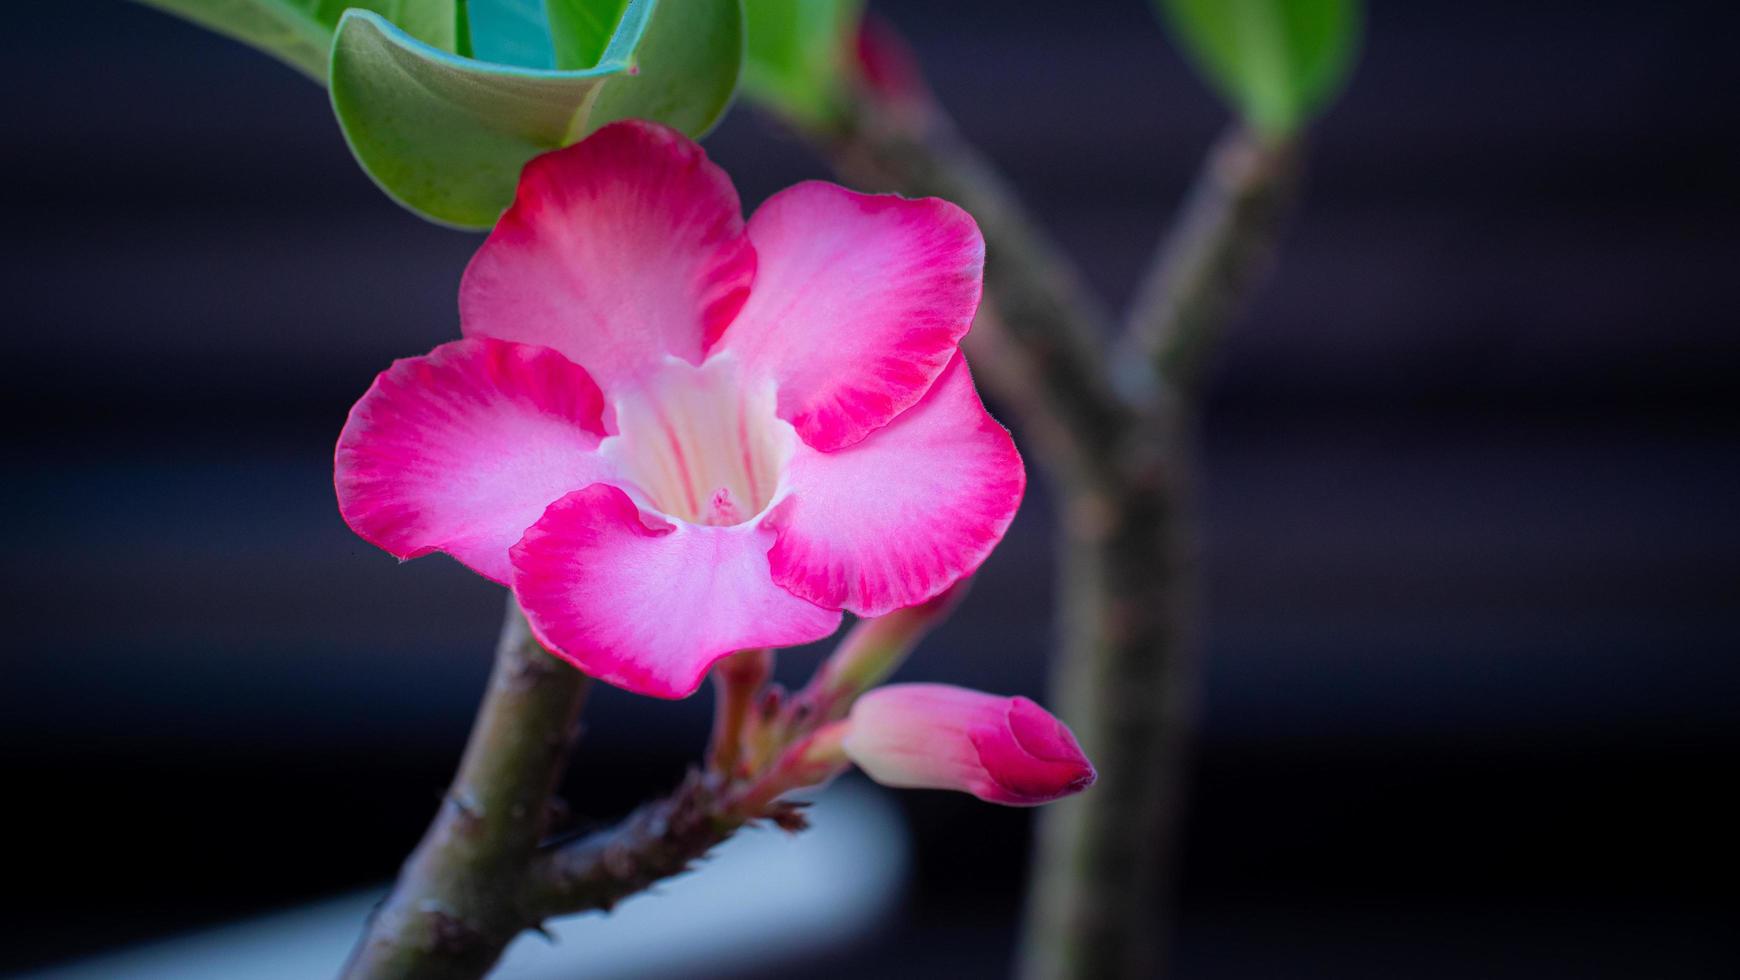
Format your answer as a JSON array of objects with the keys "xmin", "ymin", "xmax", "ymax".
[
  {"xmin": 1121, "ymin": 125, "xmax": 1302, "ymax": 401},
  {"xmin": 750, "ymin": 3, "xmax": 1352, "ymax": 975}
]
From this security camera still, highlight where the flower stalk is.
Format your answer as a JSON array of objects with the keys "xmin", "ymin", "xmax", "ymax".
[
  {"xmin": 708, "ymin": 648, "xmax": 774, "ymax": 777},
  {"xmin": 798, "ymin": 579, "xmax": 972, "ymax": 724},
  {"xmin": 340, "ymin": 597, "xmax": 591, "ymax": 980},
  {"xmin": 731, "ymin": 722, "xmax": 852, "ymax": 815}
]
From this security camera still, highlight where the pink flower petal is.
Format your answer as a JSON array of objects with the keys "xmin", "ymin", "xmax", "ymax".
[
  {"xmin": 713, "ymin": 181, "xmax": 983, "ymax": 452},
  {"xmin": 976, "ymin": 697, "xmax": 1098, "ymax": 804},
  {"xmin": 335, "ymin": 338, "xmax": 613, "ymax": 585},
  {"xmin": 460, "ymin": 121, "xmax": 756, "ymax": 395},
  {"xmin": 762, "ymin": 353, "xmax": 1024, "ymax": 616},
  {"xmin": 510, "ymin": 484, "xmax": 843, "ymax": 699},
  {"xmin": 843, "ymin": 684, "xmax": 1096, "ymax": 806}
]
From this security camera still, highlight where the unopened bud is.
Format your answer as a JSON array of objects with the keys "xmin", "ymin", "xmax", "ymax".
[{"xmin": 842, "ymin": 684, "xmax": 1095, "ymax": 807}]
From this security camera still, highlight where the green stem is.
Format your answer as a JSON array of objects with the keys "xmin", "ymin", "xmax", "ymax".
[
  {"xmin": 340, "ymin": 597, "xmax": 591, "ymax": 980},
  {"xmin": 708, "ymin": 649, "xmax": 773, "ymax": 777},
  {"xmin": 340, "ymin": 616, "xmax": 816, "ymax": 980}
]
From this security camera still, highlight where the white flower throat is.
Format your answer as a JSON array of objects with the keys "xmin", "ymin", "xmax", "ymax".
[{"xmin": 601, "ymin": 354, "xmax": 794, "ymax": 527}]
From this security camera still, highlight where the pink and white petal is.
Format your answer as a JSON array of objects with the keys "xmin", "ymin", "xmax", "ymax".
[
  {"xmin": 972, "ymin": 697, "xmax": 1097, "ymax": 805},
  {"xmin": 511, "ymin": 485, "xmax": 842, "ymax": 699},
  {"xmin": 762, "ymin": 353, "xmax": 1024, "ymax": 617},
  {"xmin": 335, "ymin": 338, "xmax": 613, "ymax": 585},
  {"xmin": 713, "ymin": 181, "xmax": 983, "ymax": 452},
  {"xmin": 460, "ymin": 121, "xmax": 756, "ymax": 394}
]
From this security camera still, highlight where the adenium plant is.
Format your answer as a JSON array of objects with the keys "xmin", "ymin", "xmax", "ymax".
[
  {"xmin": 328, "ymin": 118, "xmax": 1092, "ymax": 970},
  {"xmin": 130, "ymin": 0, "xmax": 1362, "ymax": 976}
]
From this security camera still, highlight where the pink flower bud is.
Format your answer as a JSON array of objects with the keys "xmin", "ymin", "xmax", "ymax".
[
  {"xmin": 853, "ymin": 14, "xmax": 936, "ymax": 126},
  {"xmin": 843, "ymin": 684, "xmax": 1096, "ymax": 806}
]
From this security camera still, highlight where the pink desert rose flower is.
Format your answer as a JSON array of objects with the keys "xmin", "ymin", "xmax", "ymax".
[
  {"xmin": 843, "ymin": 684, "xmax": 1096, "ymax": 805},
  {"xmin": 335, "ymin": 121, "xmax": 1024, "ymax": 699}
]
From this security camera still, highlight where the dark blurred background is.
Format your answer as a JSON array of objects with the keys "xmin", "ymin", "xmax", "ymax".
[{"xmin": 3, "ymin": 1, "xmax": 1736, "ymax": 976}]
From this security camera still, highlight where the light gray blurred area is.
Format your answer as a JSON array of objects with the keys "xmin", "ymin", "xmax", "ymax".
[{"xmin": 24, "ymin": 781, "xmax": 907, "ymax": 980}]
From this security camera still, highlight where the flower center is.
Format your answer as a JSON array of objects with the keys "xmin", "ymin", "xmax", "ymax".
[{"xmin": 602, "ymin": 354, "xmax": 793, "ymax": 527}]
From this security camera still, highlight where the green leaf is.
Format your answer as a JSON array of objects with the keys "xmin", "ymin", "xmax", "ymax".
[
  {"xmin": 740, "ymin": 0, "xmax": 863, "ymax": 127},
  {"xmin": 335, "ymin": 2, "xmax": 464, "ymax": 52},
  {"xmin": 139, "ymin": 0, "xmax": 744, "ymax": 228},
  {"xmin": 133, "ymin": 0, "xmax": 464, "ymax": 79},
  {"xmin": 1156, "ymin": 0, "xmax": 1361, "ymax": 136},
  {"xmin": 329, "ymin": 1, "xmax": 742, "ymax": 229},
  {"xmin": 546, "ymin": 0, "xmax": 631, "ymax": 69},
  {"xmin": 580, "ymin": 0, "xmax": 743, "ymax": 137}
]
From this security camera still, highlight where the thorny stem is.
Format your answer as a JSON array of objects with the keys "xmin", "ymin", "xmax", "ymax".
[
  {"xmin": 340, "ymin": 597, "xmax": 591, "ymax": 980},
  {"xmin": 523, "ymin": 729, "xmax": 842, "ymax": 921},
  {"xmin": 343, "ymin": 613, "xmax": 833, "ymax": 980},
  {"xmin": 520, "ymin": 772, "xmax": 751, "ymax": 921}
]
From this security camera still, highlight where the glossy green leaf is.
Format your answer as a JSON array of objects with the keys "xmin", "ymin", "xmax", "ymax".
[
  {"xmin": 329, "ymin": 1, "xmax": 741, "ymax": 229},
  {"xmin": 581, "ymin": 0, "xmax": 743, "ymax": 136},
  {"xmin": 337, "ymin": 2, "xmax": 463, "ymax": 52},
  {"xmin": 140, "ymin": 0, "xmax": 744, "ymax": 228},
  {"xmin": 740, "ymin": 0, "xmax": 862, "ymax": 127},
  {"xmin": 546, "ymin": 0, "xmax": 631, "ymax": 69},
  {"xmin": 1156, "ymin": 0, "xmax": 1361, "ymax": 136},
  {"xmin": 133, "ymin": 0, "xmax": 461, "ymax": 79}
]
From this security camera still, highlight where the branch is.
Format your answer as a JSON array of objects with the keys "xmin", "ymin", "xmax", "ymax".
[
  {"xmin": 343, "ymin": 625, "xmax": 849, "ymax": 978},
  {"xmin": 1120, "ymin": 126, "xmax": 1302, "ymax": 401},
  {"xmin": 521, "ymin": 735, "xmax": 841, "ymax": 921},
  {"xmin": 520, "ymin": 772, "xmax": 750, "ymax": 918},
  {"xmin": 340, "ymin": 598, "xmax": 591, "ymax": 980},
  {"xmin": 1023, "ymin": 128, "xmax": 1305, "ymax": 980}
]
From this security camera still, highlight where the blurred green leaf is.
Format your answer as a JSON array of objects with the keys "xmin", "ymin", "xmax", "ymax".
[
  {"xmin": 329, "ymin": 1, "xmax": 741, "ymax": 229},
  {"xmin": 740, "ymin": 0, "xmax": 863, "ymax": 127},
  {"xmin": 133, "ymin": 0, "xmax": 463, "ymax": 79},
  {"xmin": 1156, "ymin": 0, "xmax": 1361, "ymax": 136}
]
